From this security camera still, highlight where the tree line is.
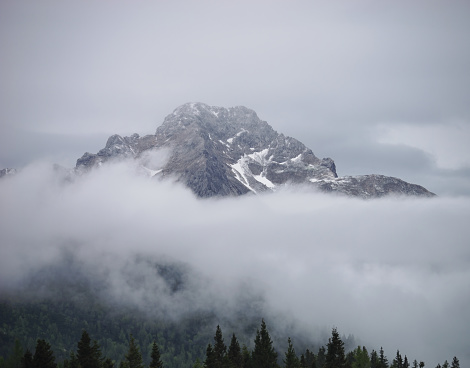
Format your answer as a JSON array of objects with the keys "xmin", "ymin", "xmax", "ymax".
[
  {"xmin": 0, "ymin": 319, "xmax": 460, "ymax": 368},
  {"xmin": 0, "ymin": 298, "xmax": 212, "ymax": 367},
  {"xmin": 199, "ymin": 320, "xmax": 460, "ymax": 368},
  {"xmin": 0, "ymin": 330, "xmax": 162, "ymax": 368}
]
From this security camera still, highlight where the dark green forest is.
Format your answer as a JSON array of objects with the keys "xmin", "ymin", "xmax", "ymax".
[
  {"xmin": 0, "ymin": 296, "xmax": 217, "ymax": 367},
  {"xmin": 0, "ymin": 299, "xmax": 460, "ymax": 368}
]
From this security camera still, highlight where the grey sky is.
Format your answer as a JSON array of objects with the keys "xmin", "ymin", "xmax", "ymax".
[{"xmin": 1, "ymin": 0, "xmax": 470, "ymax": 195}]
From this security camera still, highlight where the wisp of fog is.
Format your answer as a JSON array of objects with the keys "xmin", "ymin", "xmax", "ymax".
[{"xmin": 1, "ymin": 160, "xmax": 469, "ymax": 366}]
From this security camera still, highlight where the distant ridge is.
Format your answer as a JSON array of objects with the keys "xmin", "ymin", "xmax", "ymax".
[{"xmin": 0, "ymin": 168, "xmax": 17, "ymax": 178}]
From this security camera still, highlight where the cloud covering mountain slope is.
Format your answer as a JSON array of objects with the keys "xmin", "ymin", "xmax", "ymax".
[{"xmin": 1, "ymin": 161, "xmax": 469, "ymax": 366}]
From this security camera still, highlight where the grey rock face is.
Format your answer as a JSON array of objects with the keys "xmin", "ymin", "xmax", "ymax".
[
  {"xmin": 311, "ymin": 175, "xmax": 435, "ymax": 198},
  {"xmin": 74, "ymin": 102, "xmax": 435, "ymax": 198},
  {"xmin": 0, "ymin": 168, "xmax": 17, "ymax": 178},
  {"xmin": 76, "ymin": 133, "xmax": 144, "ymax": 171}
]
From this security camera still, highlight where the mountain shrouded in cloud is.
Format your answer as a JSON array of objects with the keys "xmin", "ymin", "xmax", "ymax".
[
  {"xmin": 1, "ymin": 1, "xmax": 469, "ymax": 364},
  {"xmin": 73, "ymin": 102, "xmax": 435, "ymax": 198}
]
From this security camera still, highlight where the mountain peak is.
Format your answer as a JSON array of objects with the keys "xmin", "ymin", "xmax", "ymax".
[
  {"xmin": 74, "ymin": 103, "xmax": 435, "ymax": 198},
  {"xmin": 159, "ymin": 103, "xmax": 265, "ymax": 138},
  {"xmin": 171, "ymin": 102, "xmax": 256, "ymax": 116}
]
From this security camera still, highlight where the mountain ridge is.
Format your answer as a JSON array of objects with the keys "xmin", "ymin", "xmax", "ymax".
[{"xmin": 5, "ymin": 103, "xmax": 436, "ymax": 198}]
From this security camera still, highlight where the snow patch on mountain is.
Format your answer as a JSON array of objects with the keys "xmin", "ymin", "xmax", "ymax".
[
  {"xmin": 248, "ymin": 148, "xmax": 271, "ymax": 165},
  {"xmin": 227, "ymin": 129, "xmax": 248, "ymax": 144},
  {"xmin": 254, "ymin": 174, "xmax": 275, "ymax": 189},
  {"xmin": 230, "ymin": 161, "xmax": 257, "ymax": 193},
  {"xmin": 142, "ymin": 166, "xmax": 162, "ymax": 177},
  {"xmin": 229, "ymin": 149, "xmax": 280, "ymax": 193}
]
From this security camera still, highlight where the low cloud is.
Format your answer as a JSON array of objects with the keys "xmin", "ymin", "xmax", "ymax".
[{"xmin": 1, "ymin": 160, "xmax": 469, "ymax": 366}]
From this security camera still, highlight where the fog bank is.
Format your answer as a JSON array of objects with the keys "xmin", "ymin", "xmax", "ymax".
[{"xmin": 1, "ymin": 161, "xmax": 469, "ymax": 366}]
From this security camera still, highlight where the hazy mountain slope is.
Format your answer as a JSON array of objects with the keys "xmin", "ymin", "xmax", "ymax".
[{"xmin": 0, "ymin": 168, "xmax": 17, "ymax": 178}]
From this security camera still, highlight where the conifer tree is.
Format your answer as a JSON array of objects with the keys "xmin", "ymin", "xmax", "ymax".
[
  {"xmin": 252, "ymin": 319, "xmax": 278, "ymax": 368},
  {"xmin": 352, "ymin": 346, "xmax": 370, "ymax": 368},
  {"xmin": 450, "ymin": 357, "xmax": 459, "ymax": 368},
  {"xmin": 316, "ymin": 346, "xmax": 326, "ymax": 368},
  {"xmin": 125, "ymin": 335, "xmax": 144, "ymax": 368},
  {"xmin": 6, "ymin": 339, "xmax": 24, "ymax": 368},
  {"xmin": 283, "ymin": 338, "xmax": 300, "ymax": 368},
  {"xmin": 346, "ymin": 351, "xmax": 355, "ymax": 368},
  {"xmin": 213, "ymin": 325, "xmax": 227, "ymax": 368},
  {"xmin": 379, "ymin": 347, "xmax": 389, "ymax": 368},
  {"xmin": 242, "ymin": 344, "xmax": 252, "ymax": 368},
  {"xmin": 227, "ymin": 334, "xmax": 243, "ymax": 368},
  {"xmin": 403, "ymin": 356, "xmax": 410, "ymax": 368},
  {"xmin": 63, "ymin": 351, "xmax": 80, "ymax": 368},
  {"xmin": 392, "ymin": 350, "xmax": 403, "ymax": 368},
  {"xmin": 21, "ymin": 349, "xmax": 33, "ymax": 368},
  {"xmin": 77, "ymin": 330, "xmax": 102, "ymax": 368},
  {"xmin": 33, "ymin": 339, "xmax": 57, "ymax": 368},
  {"xmin": 370, "ymin": 350, "xmax": 380, "ymax": 368},
  {"xmin": 304, "ymin": 348, "xmax": 316, "ymax": 368},
  {"xmin": 103, "ymin": 358, "xmax": 115, "ymax": 368},
  {"xmin": 205, "ymin": 344, "xmax": 216, "ymax": 368},
  {"xmin": 92, "ymin": 341, "xmax": 103, "ymax": 366},
  {"xmin": 69, "ymin": 351, "xmax": 80, "ymax": 368},
  {"xmin": 150, "ymin": 341, "xmax": 163, "ymax": 368},
  {"xmin": 324, "ymin": 328, "xmax": 346, "ymax": 368},
  {"xmin": 311, "ymin": 355, "xmax": 317, "ymax": 368}
]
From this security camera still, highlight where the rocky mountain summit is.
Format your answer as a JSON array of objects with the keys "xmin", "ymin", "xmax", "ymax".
[{"xmin": 75, "ymin": 102, "xmax": 434, "ymax": 198}]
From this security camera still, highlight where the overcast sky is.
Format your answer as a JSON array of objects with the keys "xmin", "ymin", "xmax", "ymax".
[{"xmin": 1, "ymin": 0, "xmax": 470, "ymax": 196}]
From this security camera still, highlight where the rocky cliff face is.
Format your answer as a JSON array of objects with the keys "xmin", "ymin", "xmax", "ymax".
[{"xmin": 75, "ymin": 102, "xmax": 435, "ymax": 198}]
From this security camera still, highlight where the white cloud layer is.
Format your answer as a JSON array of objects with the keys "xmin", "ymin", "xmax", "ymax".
[{"xmin": 1, "ymin": 161, "xmax": 469, "ymax": 366}]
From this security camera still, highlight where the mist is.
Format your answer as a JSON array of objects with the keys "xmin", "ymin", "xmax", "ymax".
[{"xmin": 1, "ymin": 159, "xmax": 469, "ymax": 366}]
